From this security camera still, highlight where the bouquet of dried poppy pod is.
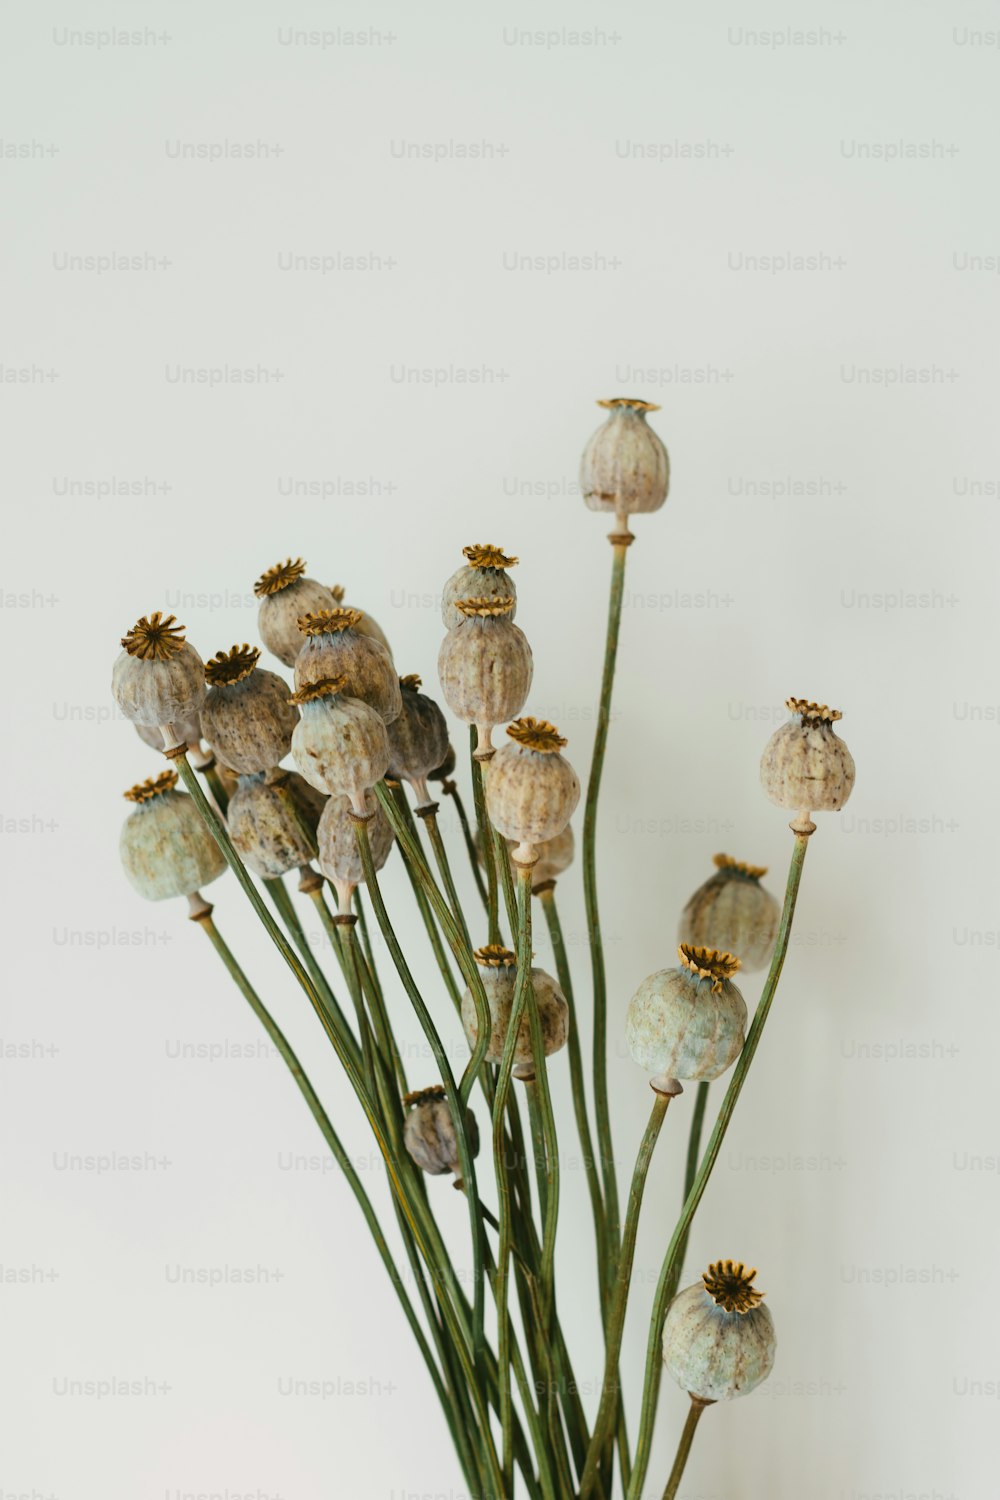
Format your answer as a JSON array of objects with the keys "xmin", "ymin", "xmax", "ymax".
[{"xmin": 110, "ymin": 399, "xmax": 855, "ymax": 1500}]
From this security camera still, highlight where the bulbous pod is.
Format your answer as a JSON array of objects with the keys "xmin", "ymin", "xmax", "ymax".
[
  {"xmin": 625, "ymin": 946, "xmax": 747, "ymax": 1084},
  {"xmin": 290, "ymin": 676, "xmax": 390, "ymax": 816},
  {"xmin": 226, "ymin": 768, "xmax": 325, "ymax": 879},
  {"xmin": 112, "ymin": 614, "xmax": 206, "ymax": 742},
  {"xmin": 386, "ymin": 675, "xmax": 450, "ymax": 807},
  {"xmin": 485, "ymin": 719, "xmax": 580, "ymax": 865},
  {"xmin": 678, "ymin": 854, "xmax": 780, "ymax": 973},
  {"xmin": 294, "ymin": 608, "xmax": 401, "ymax": 725},
  {"xmin": 579, "ymin": 397, "xmax": 669, "ymax": 530},
  {"xmin": 441, "ymin": 544, "xmax": 519, "ymax": 631},
  {"xmin": 329, "ymin": 584, "xmax": 393, "ymax": 657},
  {"xmin": 119, "ymin": 770, "xmax": 226, "ymax": 901},
  {"xmin": 255, "ymin": 558, "xmax": 337, "ymax": 668},
  {"xmin": 662, "ymin": 1261, "xmax": 776, "ymax": 1402},
  {"xmin": 199, "ymin": 645, "xmax": 298, "ymax": 775},
  {"xmin": 760, "ymin": 698, "xmax": 855, "ymax": 816},
  {"xmin": 427, "ymin": 742, "xmax": 457, "ymax": 784},
  {"xmin": 460, "ymin": 945, "xmax": 569, "ymax": 1079},
  {"xmin": 437, "ymin": 598, "xmax": 532, "ymax": 755},
  {"xmin": 402, "ymin": 1086, "xmax": 480, "ymax": 1183},
  {"xmin": 316, "ymin": 788, "xmax": 394, "ymax": 906}
]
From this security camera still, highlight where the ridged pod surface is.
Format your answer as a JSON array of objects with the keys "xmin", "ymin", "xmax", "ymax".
[
  {"xmin": 316, "ymin": 789, "xmax": 394, "ymax": 889},
  {"xmin": 760, "ymin": 698, "xmax": 855, "ymax": 813},
  {"xmin": 662, "ymin": 1264, "xmax": 776, "ymax": 1402},
  {"xmin": 119, "ymin": 772, "xmax": 226, "ymax": 901},
  {"xmin": 112, "ymin": 614, "xmax": 206, "ymax": 734},
  {"xmin": 290, "ymin": 679, "xmax": 390, "ymax": 815},
  {"xmin": 438, "ymin": 600, "xmax": 532, "ymax": 752},
  {"xmin": 678, "ymin": 855, "xmax": 780, "ymax": 973},
  {"xmin": 200, "ymin": 647, "xmax": 297, "ymax": 775},
  {"xmin": 386, "ymin": 677, "xmax": 450, "ymax": 805},
  {"xmin": 294, "ymin": 609, "xmax": 401, "ymax": 724},
  {"xmin": 484, "ymin": 719, "xmax": 579, "ymax": 862},
  {"xmin": 402, "ymin": 1087, "xmax": 480, "ymax": 1179},
  {"xmin": 460, "ymin": 947, "xmax": 569, "ymax": 1069},
  {"xmin": 255, "ymin": 559, "xmax": 337, "ymax": 668},
  {"xmin": 625, "ymin": 946, "xmax": 747, "ymax": 1081},
  {"xmin": 226, "ymin": 770, "xmax": 325, "ymax": 879},
  {"xmin": 579, "ymin": 398, "xmax": 669, "ymax": 523}
]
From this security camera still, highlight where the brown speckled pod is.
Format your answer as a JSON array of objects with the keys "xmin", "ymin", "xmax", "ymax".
[
  {"xmin": 329, "ymin": 584, "xmax": 393, "ymax": 657},
  {"xmin": 460, "ymin": 946, "xmax": 569, "ymax": 1077},
  {"xmin": 760, "ymin": 698, "xmax": 855, "ymax": 816},
  {"xmin": 402, "ymin": 1086, "xmax": 480, "ymax": 1182},
  {"xmin": 485, "ymin": 719, "xmax": 580, "ymax": 865},
  {"xmin": 437, "ymin": 598, "xmax": 532, "ymax": 755},
  {"xmin": 199, "ymin": 645, "xmax": 298, "ymax": 774},
  {"xmin": 387, "ymin": 676, "xmax": 450, "ymax": 807},
  {"xmin": 294, "ymin": 608, "xmax": 401, "ymax": 725},
  {"xmin": 580, "ymin": 397, "xmax": 669, "ymax": 530},
  {"xmin": 226, "ymin": 769, "xmax": 325, "ymax": 879},
  {"xmin": 112, "ymin": 614, "xmax": 206, "ymax": 743},
  {"xmin": 678, "ymin": 854, "xmax": 780, "ymax": 973},
  {"xmin": 662, "ymin": 1261, "xmax": 776, "ymax": 1402},
  {"xmin": 441, "ymin": 544, "xmax": 519, "ymax": 631},
  {"xmin": 626, "ymin": 946, "xmax": 747, "ymax": 1084},
  {"xmin": 290, "ymin": 677, "xmax": 390, "ymax": 816},
  {"xmin": 316, "ymin": 788, "xmax": 394, "ymax": 904},
  {"xmin": 255, "ymin": 558, "xmax": 337, "ymax": 668},
  {"xmin": 119, "ymin": 770, "xmax": 226, "ymax": 901}
]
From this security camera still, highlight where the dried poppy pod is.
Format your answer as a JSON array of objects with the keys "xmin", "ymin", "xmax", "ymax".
[
  {"xmin": 134, "ymin": 711, "xmax": 202, "ymax": 755},
  {"xmin": 255, "ymin": 558, "xmax": 337, "ymax": 668},
  {"xmin": 290, "ymin": 677, "xmax": 390, "ymax": 816},
  {"xmin": 441, "ymin": 543, "xmax": 519, "ymax": 630},
  {"xmin": 662, "ymin": 1260, "xmax": 776, "ymax": 1403},
  {"xmin": 402, "ymin": 1086, "xmax": 480, "ymax": 1185},
  {"xmin": 485, "ymin": 719, "xmax": 580, "ymax": 865},
  {"xmin": 294, "ymin": 608, "xmax": 402, "ymax": 725},
  {"xmin": 199, "ymin": 645, "xmax": 298, "ymax": 775},
  {"xmin": 760, "ymin": 698, "xmax": 855, "ymax": 820},
  {"xmin": 226, "ymin": 769, "xmax": 325, "ymax": 880},
  {"xmin": 678, "ymin": 854, "xmax": 780, "ymax": 974},
  {"xmin": 428, "ymin": 742, "xmax": 457, "ymax": 783},
  {"xmin": 329, "ymin": 584, "xmax": 393, "ymax": 657},
  {"xmin": 317, "ymin": 788, "xmax": 394, "ymax": 911},
  {"xmin": 437, "ymin": 597, "xmax": 532, "ymax": 756},
  {"xmin": 112, "ymin": 614, "xmax": 206, "ymax": 746},
  {"xmin": 626, "ymin": 946, "xmax": 747, "ymax": 1087},
  {"xmin": 460, "ymin": 945, "xmax": 569, "ymax": 1081},
  {"xmin": 119, "ymin": 770, "xmax": 226, "ymax": 901},
  {"xmin": 580, "ymin": 397, "xmax": 669, "ymax": 532},
  {"xmin": 485, "ymin": 822, "xmax": 576, "ymax": 890},
  {"xmin": 387, "ymin": 675, "xmax": 450, "ymax": 807}
]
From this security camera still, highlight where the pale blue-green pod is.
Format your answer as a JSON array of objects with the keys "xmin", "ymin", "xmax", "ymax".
[
  {"xmin": 290, "ymin": 677, "xmax": 390, "ymax": 816},
  {"xmin": 662, "ymin": 1261, "xmax": 776, "ymax": 1402},
  {"xmin": 760, "ymin": 697, "xmax": 855, "ymax": 816},
  {"xmin": 254, "ymin": 558, "xmax": 337, "ymax": 669},
  {"xmin": 460, "ymin": 946, "xmax": 568, "ymax": 1079},
  {"xmin": 119, "ymin": 770, "xmax": 225, "ymax": 901},
  {"xmin": 625, "ymin": 946, "xmax": 746, "ymax": 1083},
  {"xmin": 437, "ymin": 598, "xmax": 532, "ymax": 755},
  {"xmin": 226, "ymin": 769, "xmax": 325, "ymax": 879},
  {"xmin": 200, "ymin": 645, "xmax": 298, "ymax": 775},
  {"xmin": 112, "ymin": 614, "xmax": 205, "ymax": 742},
  {"xmin": 678, "ymin": 854, "xmax": 780, "ymax": 973},
  {"xmin": 294, "ymin": 608, "xmax": 401, "ymax": 724},
  {"xmin": 484, "ymin": 718, "xmax": 579, "ymax": 865},
  {"xmin": 386, "ymin": 675, "xmax": 449, "ymax": 807},
  {"xmin": 441, "ymin": 544, "xmax": 519, "ymax": 630},
  {"xmin": 580, "ymin": 397, "xmax": 669, "ymax": 530}
]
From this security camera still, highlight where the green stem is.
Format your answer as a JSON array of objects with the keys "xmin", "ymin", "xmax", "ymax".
[
  {"xmin": 661, "ymin": 1397, "xmax": 710, "ymax": 1500},
  {"xmin": 262, "ymin": 876, "xmax": 360, "ymax": 1072},
  {"xmin": 202, "ymin": 761, "xmax": 229, "ymax": 815},
  {"xmin": 443, "ymin": 778, "xmax": 489, "ymax": 912},
  {"xmin": 470, "ymin": 726, "xmax": 501, "ymax": 944},
  {"xmin": 583, "ymin": 539, "xmax": 629, "ymax": 1294},
  {"xmin": 422, "ymin": 807, "xmax": 473, "ymax": 952},
  {"xmin": 626, "ymin": 831, "xmax": 811, "ymax": 1500},
  {"xmin": 579, "ymin": 1088, "xmax": 673, "ymax": 1498},
  {"xmin": 674, "ymin": 1079, "xmax": 710, "ymax": 1282}
]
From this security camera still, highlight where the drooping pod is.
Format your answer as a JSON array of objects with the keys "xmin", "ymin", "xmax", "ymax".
[
  {"xmin": 625, "ymin": 945, "xmax": 747, "ymax": 1087},
  {"xmin": 386, "ymin": 675, "xmax": 450, "ymax": 807},
  {"xmin": 460, "ymin": 945, "xmax": 569, "ymax": 1080},
  {"xmin": 316, "ymin": 789, "xmax": 394, "ymax": 911},
  {"xmin": 226, "ymin": 769, "xmax": 326, "ymax": 880},
  {"xmin": 437, "ymin": 597, "xmax": 532, "ymax": 756},
  {"xmin": 329, "ymin": 584, "xmax": 393, "ymax": 657},
  {"xmin": 255, "ymin": 558, "xmax": 337, "ymax": 668},
  {"xmin": 119, "ymin": 770, "xmax": 226, "ymax": 901},
  {"xmin": 112, "ymin": 614, "xmax": 206, "ymax": 746},
  {"xmin": 402, "ymin": 1086, "xmax": 480, "ymax": 1186},
  {"xmin": 484, "ymin": 718, "xmax": 580, "ymax": 865},
  {"xmin": 290, "ymin": 676, "xmax": 390, "ymax": 816},
  {"xmin": 199, "ymin": 645, "xmax": 298, "ymax": 774},
  {"xmin": 760, "ymin": 698, "xmax": 855, "ymax": 819},
  {"xmin": 294, "ymin": 608, "xmax": 401, "ymax": 724},
  {"xmin": 441, "ymin": 544, "xmax": 519, "ymax": 631},
  {"xmin": 579, "ymin": 397, "xmax": 669, "ymax": 532},
  {"xmin": 678, "ymin": 854, "xmax": 780, "ymax": 973},
  {"xmin": 662, "ymin": 1260, "xmax": 776, "ymax": 1402}
]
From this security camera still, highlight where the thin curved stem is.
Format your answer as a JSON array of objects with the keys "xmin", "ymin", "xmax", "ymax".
[
  {"xmin": 626, "ymin": 831, "xmax": 811, "ymax": 1500},
  {"xmin": 470, "ymin": 727, "xmax": 501, "ymax": 945},
  {"xmin": 443, "ymin": 778, "xmax": 489, "ymax": 912},
  {"xmin": 674, "ymin": 1078, "xmax": 710, "ymax": 1282},
  {"xmin": 662, "ymin": 1396, "xmax": 710, "ymax": 1500}
]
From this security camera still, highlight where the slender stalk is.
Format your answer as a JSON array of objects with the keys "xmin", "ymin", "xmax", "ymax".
[
  {"xmin": 583, "ymin": 538, "xmax": 630, "ymax": 1292},
  {"xmin": 422, "ymin": 807, "xmax": 473, "ymax": 952},
  {"xmin": 674, "ymin": 1079, "xmax": 710, "ymax": 1282},
  {"xmin": 442, "ymin": 777, "xmax": 489, "ymax": 912},
  {"xmin": 470, "ymin": 726, "xmax": 501, "ymax": 944},
  {"xmin": 390, "ymin": 788, "xmax": 464, "ymax": 1009},
  {"xmin": 262, "ymin": 876, "xmax": 360, "ymax": 1071},
  {"xmin": 579, "ymin": 1088, "xmax": 674, "ymax": 1498},
  {"xmin": 352, "ymin": 887, "xmax": 381, "ymax": 992},
  {"xmin": 626, "ymin": 831, "xmax": 811, "ymax": 1500},
  {"xmin": 661, "ymin": 1396, "xmax": 711, "ymax": 1500},
  {"xmin": 202, "ymin": 762, "xmax": 230, "ymax": 815}
]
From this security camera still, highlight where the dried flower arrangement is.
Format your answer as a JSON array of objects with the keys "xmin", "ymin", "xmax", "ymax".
[{"xmin": 111, "ymin": 398, "xmax": 855, "ymax": 1499}]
